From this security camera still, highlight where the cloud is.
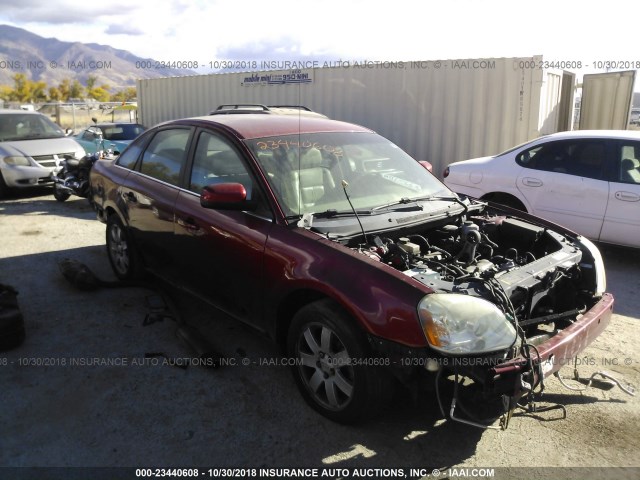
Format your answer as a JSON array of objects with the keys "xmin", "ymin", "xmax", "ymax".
[
  {"xmin": 105, "ymin": 24, "xmax": 143, "ymax": 36},
  {"xmin": 0, "ymin": 0, "xmax": 637, "ymax": 71},
  {"xmin": 0, "ymin": 0, "xmax": 139, "ymax": 24},
  {"xmin": 218, "ymin": 39, "xmax": 307, "ymax": 61}
]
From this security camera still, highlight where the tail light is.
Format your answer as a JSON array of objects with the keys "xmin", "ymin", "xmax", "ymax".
[{"xmin": 443, "ymin": 167, "xmax": 450, "ymax": 178}]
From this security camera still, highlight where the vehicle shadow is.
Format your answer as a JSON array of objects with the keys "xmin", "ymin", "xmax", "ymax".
[
  {"xmin": 0, "ymin": 185, "xmax": 53, "ymax": 200},
  {"xmin": 0, "ymin": 191, "xmax": 96, "ymax": 228},
  {"xmin": 597, "ymin": 243, "xmax": 640, "ymax": 319},
  {"xmin": 0, "ymin": 188, "xmax": 97, "ymax": 221}
]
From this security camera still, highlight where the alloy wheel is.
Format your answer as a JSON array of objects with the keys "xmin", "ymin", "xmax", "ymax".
[{"xmin": 296, "ymin": 323, "xmax": 355, "ymax": 411}]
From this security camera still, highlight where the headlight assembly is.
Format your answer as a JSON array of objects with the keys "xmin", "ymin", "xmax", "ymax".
[
  {"xmin": 418, "ymin": 293, "xmax": 517, "ymax": 355},
  {"xmin": 3, "ymin": 156, "xmax": 31, "ymax": 166},
  {"xmin": 577, "ymin": 236, "xmax": 606, "ymax": 296}
]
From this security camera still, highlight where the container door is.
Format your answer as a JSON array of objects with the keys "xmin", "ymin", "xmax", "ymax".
[{"xmin": 579, "ymin": 70, "xmax": 636, "ymax": 130}]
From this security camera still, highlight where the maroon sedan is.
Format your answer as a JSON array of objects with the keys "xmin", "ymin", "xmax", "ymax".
[{"xmin": 90, "ymin": 113, "xmax": 613, "ymax": 425}]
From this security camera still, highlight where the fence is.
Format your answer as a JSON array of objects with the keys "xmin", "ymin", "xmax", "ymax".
[{"xmin": 0, "ymin": 101, "xmax": 139, "ymax": 132}]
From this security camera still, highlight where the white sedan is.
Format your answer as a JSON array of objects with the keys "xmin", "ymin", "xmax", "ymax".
[{"xmin": 443, "ymin": 130, "xmax": 640, "ymax": 248}]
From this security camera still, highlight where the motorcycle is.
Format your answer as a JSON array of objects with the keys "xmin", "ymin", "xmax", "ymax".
[{"xmin": 52, "ymin": 150, "xmax": 102, "ymax": 202}]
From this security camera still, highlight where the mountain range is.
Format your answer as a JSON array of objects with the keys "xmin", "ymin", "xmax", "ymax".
[{"xmin": 0, "ymin": 24, "xmax": 196, "ymax": 90}]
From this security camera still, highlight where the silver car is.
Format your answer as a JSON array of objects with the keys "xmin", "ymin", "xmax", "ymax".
[{"xmin": 0, "ymin": 110, "xmax": 85, "ymax": 197}]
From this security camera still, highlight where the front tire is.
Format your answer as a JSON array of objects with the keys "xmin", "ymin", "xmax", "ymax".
[
  {"xmin": 53, "ymin": 185, "xmax": 71, "ymax": 202},
  {"xmin": 287, "ymin": 299, "xmax": 395, "ymax": 423},
  {"xmin": 106, "ymin": 214, "xmax": 142, "ymax": 280}
]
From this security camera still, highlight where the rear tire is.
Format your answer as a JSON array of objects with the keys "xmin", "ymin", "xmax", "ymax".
[
  {"xmin": 106, "ymin": 214, "xmax": 143, "ymax": 280},
  {"xmin": 287, "ymin": 299, "xmax": 395, "ymax": 423}
]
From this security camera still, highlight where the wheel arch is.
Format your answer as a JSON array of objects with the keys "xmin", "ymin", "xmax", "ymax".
[
  {"xmin": 481, "ymin": 191, "xmax": 528, "ymax": 212},
  {"xmin": 103, "ymin": 204, "xmax": 128, "ymax": 226},
  {"xmin": 274, "ymin": 289, "xmax": 362, "ymax": 353}
]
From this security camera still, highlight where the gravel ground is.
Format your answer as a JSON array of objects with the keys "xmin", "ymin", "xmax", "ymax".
[{"xmin": 0, "ymin": 187, "xmax": 638, "ymax": 480}]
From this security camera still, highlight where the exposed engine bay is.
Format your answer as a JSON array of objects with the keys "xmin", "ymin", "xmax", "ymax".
[
  {"xmin": 344, "ymin": 206, "xmax": 615, "ymax": 428},
  {"xmin": 352, "ymin": 209, "xmax": 601, "ymax": 345},
  {"xmin": 304, "ymin": 197, "xmax": 628, "ymax": 429}
]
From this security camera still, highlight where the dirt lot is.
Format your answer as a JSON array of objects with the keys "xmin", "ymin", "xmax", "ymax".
[{"xmin": 1, "ymin": 188, "xmax": 639, "ymax": 479}]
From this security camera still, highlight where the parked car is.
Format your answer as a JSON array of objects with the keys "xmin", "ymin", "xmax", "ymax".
[
  {"xmin": 74, "ymin": 122, "xmax": 146, "ymax": 154},
  {"xmin": 0, "ymin": 110, "xmax": 86, "ymax": 198},
  {"xmin": 443, "ymin": 130, "xmax": 640, "ymax": 248},
  {"xmin": 91, "ymin": 113, "xmax": 612, "ymax": 424}
]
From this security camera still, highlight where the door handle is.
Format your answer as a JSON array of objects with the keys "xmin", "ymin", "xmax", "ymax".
[
  {"xmin": 177, "ymin": 217, "xmax": 201, "ymax": 233},
  {"xmin": 522, "ymin": 177, "xmax": 543, "ymax": 187},
  {"xmin": 615, "ymin": 191, "xmax": 640, "ymax": 202}
]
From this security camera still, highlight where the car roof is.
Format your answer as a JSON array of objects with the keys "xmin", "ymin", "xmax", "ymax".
[
  {"xmin": 170, "ymin": 114, "xmax": 374, "ymax": 140},
  {"xmin": 542, "ymin": 130, "xmax": 640, "ymax": 141}
]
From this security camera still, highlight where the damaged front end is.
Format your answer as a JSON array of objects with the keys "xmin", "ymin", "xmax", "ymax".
[{"xmin": 349, "ymin": 201, "xmax": 629, "ymax": 428}]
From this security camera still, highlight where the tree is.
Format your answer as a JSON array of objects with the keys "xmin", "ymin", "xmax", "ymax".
[
  {"xmin": 5, "ymin": 74, "xmax": 48, "ymax": 102},
  {"xmin": 112, "ymin": 87, "xmax": 137, "ymax": 103},
  {"xmin": 89, "ymin": 85, "xmax": 111, "ymax": 102},
  {"xmin": 48, "ymin": 86, "xmax": 62, "ymax": 101},
  {"xmin": 85, "ymin": 75, "xmax": 111, "ymax": 101},
  {"xmin": 0, "ymin": 85, "xmax": 12, "ymax": 101},
  {"xmin": 31, "ymin": 81, "xmax": 48, "ymax": 102},
  {"xmin": 58, "ymin": 78, "xmax": 71, "ymax": 100},
  {"xmin": 86, "ymin": 75, "xmax": 98, "ymax": 91},
  {"xmin": 69, "ymin": 80, "xmax": 84, "ymax": 100},
  {"xmin": 11, "ymin": 73, "xmax": 33, "ymax": 102},
  {"xmin": 0, "ymin": 75, "xmax": 132, "ymax": 103}
]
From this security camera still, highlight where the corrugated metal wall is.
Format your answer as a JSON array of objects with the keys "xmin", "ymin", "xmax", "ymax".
[
  {"xmin": 138, "ymin": 56, "xmax": 557, "ymax": 177},
  {"xmin": 538, "ymin": 71, "xmax": 563, "ymax": 135},
  {"xmin": 579, "ymin": 70, "xmax": 636, "ymax": 130}
]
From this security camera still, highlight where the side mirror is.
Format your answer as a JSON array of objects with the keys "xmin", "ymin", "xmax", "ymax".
[
  {"xmin": 200, "ymin": 183, "xmax": 255, "ymax": 210},
  {"xmin": 418, "ymin": 160, "xmax": 433, "ymax": 173}
]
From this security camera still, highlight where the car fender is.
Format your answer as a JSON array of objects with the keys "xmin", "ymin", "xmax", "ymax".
[{"xmin": 262, "ymin": 227, "xmax": 431, "ymax": 348}]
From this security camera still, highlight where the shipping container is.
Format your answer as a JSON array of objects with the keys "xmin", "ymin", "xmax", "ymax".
[{"xmin": 137, "ymin": 56, "xmax": 577, "ymax": 177}]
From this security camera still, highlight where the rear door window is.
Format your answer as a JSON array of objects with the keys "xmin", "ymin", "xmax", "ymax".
[{"xmin": 115, "ymin": 132, "xmax": 150, "ymax": 170}]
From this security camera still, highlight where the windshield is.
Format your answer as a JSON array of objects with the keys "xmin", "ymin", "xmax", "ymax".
[
  {"xmin": 0, "ymin": 113, "xmax": 65, "ymax": 141},
  {"xmin": 246, "ymin": 132, "xmax": 450, "ymax": 217},
  {"xmin": 100, "ymin": 124, "xmax": 146, "ymax": 141}
]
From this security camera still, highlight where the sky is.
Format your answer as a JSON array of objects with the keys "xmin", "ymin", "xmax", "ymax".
[{"xmin": 0, "ymin": 0, "xmax": 639, "ymax": 79}]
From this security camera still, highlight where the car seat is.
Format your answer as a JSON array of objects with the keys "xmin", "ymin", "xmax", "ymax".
[
  {"xmin": 287, "ymin": 148, "xmax": 336, "ymax": 211},
  {"xmin": 619, "ymin": 158, "xmax": 640, "ymax": 184}
]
